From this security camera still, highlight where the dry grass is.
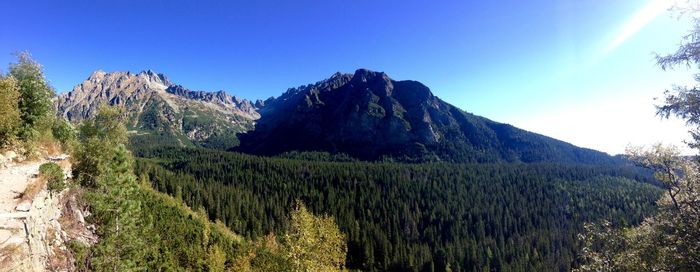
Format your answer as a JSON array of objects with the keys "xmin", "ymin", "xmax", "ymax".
[
  {"xmin": 20, "ymin": 176, "xmax": 46, "ymax": 202},
  {"xmin": 0, "ymin": 244, "xmax": 22, "ymax": 268},
  {"xmin": 58, "ymin": 189, "xmax": 82, "ymax": 234},
  {"xmin": 58, "ymin": 187, "xmax": 95, "ymax": 244},
  {"xmin": 57, "ymin": 159, "xmax": 71, "ymax": 170},
  {"xmin": 45, "ymin": 226, "xmax": 71, "ymax": 271},
  {"xmin": 37, "ymin": 135, "xmax": 62, "ymax": 157}
]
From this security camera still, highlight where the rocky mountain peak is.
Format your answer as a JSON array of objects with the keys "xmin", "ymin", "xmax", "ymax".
[
  {"xmin": 56, "ymin": 70, "xmax": 260, "ymax": 142},
  {"xmin": 136, "ymin": 69, "xmax": 172, "ymax": 86},
  {"xmin": 237, "ymin": 69, "xmax": 616, "ymax": 164},
  {"xmin": 349, "ymin": 69, "xmax": 393, "ymax": 97},
  {"xmin": 88, "ymin": 69, "xmax": 107, "ymax": 81},
  {"xmin": 350, "ymin": 69, "xmax": 387, "ymax": 83}
]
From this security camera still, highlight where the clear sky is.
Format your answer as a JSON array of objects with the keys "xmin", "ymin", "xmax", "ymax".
[{"xmin": 0, "ymin": 0, "xmax": 695, "ymax": 155}]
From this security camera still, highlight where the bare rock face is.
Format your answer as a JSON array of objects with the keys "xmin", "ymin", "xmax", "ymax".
[{"xmin": 56, "ymin": 70, "xmax": 260, "ymax": 149}]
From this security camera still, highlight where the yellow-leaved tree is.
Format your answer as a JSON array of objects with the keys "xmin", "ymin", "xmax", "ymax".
[
  {"xmin": 283, "ymin": 201, "xmax": 347, "ymax": 272},
  {"xmin": 0, "ymin": 76, "xmax": 21, "ymax": 147}
]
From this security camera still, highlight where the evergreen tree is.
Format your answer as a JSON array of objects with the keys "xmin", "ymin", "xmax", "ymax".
[
  {"xmin": 73, "ymin": 105, "xmax": 128, "ymax": 187},
  {"xmin": 89, "ymin": 144, "xmax": 146, "ymax": 271}
]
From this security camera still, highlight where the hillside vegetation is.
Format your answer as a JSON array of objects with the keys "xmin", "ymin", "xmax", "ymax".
[
  {"xmin": 0, "ymin": 52, "xmax": 73, "ymax": 157},
  {"xmin": 69, "ymin": 105, "xmax": 347, "ymax": 271},
  {"xmin": 134, "ymin": 146, "xmax": 661, "ymax": 271}
]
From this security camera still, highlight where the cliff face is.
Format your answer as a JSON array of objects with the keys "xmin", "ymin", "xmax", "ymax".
[{"xmin": 56, "ymin": 70, "xmax": 259, "ymax": 149}]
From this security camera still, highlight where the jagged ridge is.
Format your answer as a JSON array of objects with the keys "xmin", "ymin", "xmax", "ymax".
[{"xmin": 56, "ymin": 70, "xmax": 258, "ymax": 150}]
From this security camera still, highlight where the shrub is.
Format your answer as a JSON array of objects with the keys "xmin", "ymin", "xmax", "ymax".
[
  {"xmin": 0, "ymin": 76, "xmax": 21, "ymax": 147},
  {"xmin": 52, "ymin": 117, "xmax": 76, "ymax": 149},
  {"xmin": 40, "ymin": 162, "xmax": 65, "ymax": 193}
]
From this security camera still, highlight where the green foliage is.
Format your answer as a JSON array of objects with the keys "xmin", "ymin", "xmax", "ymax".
[
  {"xmin": 72, "ymin": 108, "xmax": 295, "ymax": 271},
  {"xmin": 0, "ymin": 76, "xmax": 21, "ymax": 147},
  {"xmin": 70, "ymin": 105, "xmax": 149, "ymax": 270},
  {"xmin": 52, "ymin": 117, "xmax": 76, "ymax": 150},
  {"xmin": 577, "ymin": 145, "xmax": 700, "ymax": 271},
  {"xmin": 575, "ymin": 221, "xmax": 629, "ymax": 272},
  {"xmin": 67, "ymin": 240, "xmax": 90, "ymax": 272},
  {"xmin": 278, "ymin": 151, "xmax": 357, "ymax": 162},
  {"xmin": 283, "ymin": 201, "xmax": 347, "ymax": 271},
  {"xmin": 133, "ymin": 146, "xmax": 661, "ymax": 271},
  {"xmin": 73, "ymin": 105, "xmax": 128, "ymax": 188},
  {"xmin": 137, "ymin": 183, "xmax": 239, "ymax": 271},
  {"xmin": 206, "ymin": 245, "xmax": 227, "ymax": 271},
  {"xmin": 78, "ymin": 105, "xmax": 128, "ymax": 145},
  {"xmin": 87, "ymin": 144, "xmax": 146, "ymax": 271},
  {"xmin": 39, "ymin": 162, "xmax": 65, "ymax": 193},
  {"xmin": 8, "ymin": 52, "xmax": 54, "ymax": 143}
]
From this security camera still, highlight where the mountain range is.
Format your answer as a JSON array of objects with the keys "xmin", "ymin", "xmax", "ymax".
[
  {"xmin": 56, "ymin": 70, "xmax": 258, "ymax": 149},
  {"xmin": 56, "ymin": 69, "xmax": 616, "ymax": 164}
]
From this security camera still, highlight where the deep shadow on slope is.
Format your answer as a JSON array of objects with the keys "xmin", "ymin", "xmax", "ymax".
[{"xmin": 235, "ymin": 69, "xmax": 619, "ymax": 164}]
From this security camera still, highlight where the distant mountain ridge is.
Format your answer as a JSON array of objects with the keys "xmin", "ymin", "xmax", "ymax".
[
  {"xmin": 56, "ymin": 68, "xmax": 617, "ymax": 164},
  {"xmin": 236, "ymin": 69, "xmax": 617, "ymax": 164},
  {"xmin": 56, "ymin": 70, "xmax": 258, "ymax": 149}
]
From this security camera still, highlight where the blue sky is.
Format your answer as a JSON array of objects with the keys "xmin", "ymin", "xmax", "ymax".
[{"xmin": 0, "ymin": 0, "xmax": 695, "ymax": 154}]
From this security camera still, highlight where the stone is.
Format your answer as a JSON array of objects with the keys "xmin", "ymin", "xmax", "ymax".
[
  {"xmin": 16, "ymin": 201, "xmax": 31, "ymax": 212},
  {"xmin": 4, "ymin": 151, "xmax": 17, "ymax": 161}
]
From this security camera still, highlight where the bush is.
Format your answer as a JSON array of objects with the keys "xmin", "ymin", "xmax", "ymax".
[
  {"xmin": 52, "ymin": 117, "xmax": 76, "ymax": 151},
  {"xmin": 40, "ymin": 162, "xmax": 65, "ymax": 193},
  {"xmin": 0, "ymin": 76, "xmax": 21, "ymax": 147},
  {"xmin": 66, "ymin": 240, "xmax": 90, "ymax": 271}
]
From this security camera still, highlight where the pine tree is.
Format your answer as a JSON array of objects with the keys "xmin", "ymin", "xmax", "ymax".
[
  {"xmin": 89, "ymin": 144, "xmax": 146, "ymax": 271},
  {"xmin": 74, "ymin": 105, "xmax": 128, "ymax": 187}
]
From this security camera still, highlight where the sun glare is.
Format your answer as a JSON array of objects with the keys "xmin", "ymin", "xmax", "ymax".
[{"xmin": 604, "ymin": 0, "xmax": 677, "ymax": 54}]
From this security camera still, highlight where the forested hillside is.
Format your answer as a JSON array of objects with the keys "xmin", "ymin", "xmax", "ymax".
[
  {"xmin": 133, "ymin": 146, "xmax": 661, "ymax": 271},
  {"xmin": 67, "ymin": 105, "xmax": 348, "ymax": 271}
]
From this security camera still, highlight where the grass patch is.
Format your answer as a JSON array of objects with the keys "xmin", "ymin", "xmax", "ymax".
[{"xmin": 21, "ymin": 176, "xmax": 46, "ymax": 202}]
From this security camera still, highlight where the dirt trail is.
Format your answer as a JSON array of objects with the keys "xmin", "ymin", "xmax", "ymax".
[
  {"xmin": 0, "ymin": 158, "xmax": 71, "ymax": 271},
  {"xmin": 0, "ymin": 160, "xmax": 43, "ymax": 246}
]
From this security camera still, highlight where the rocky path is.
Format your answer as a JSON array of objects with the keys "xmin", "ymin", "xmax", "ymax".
[
  {"xmin": 0, "ymin": 157, "xmax": 70, "ymax": 271},
  {"xmin": 0, "ymin": 160, "xmax": 43, "ymax": 252}
]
